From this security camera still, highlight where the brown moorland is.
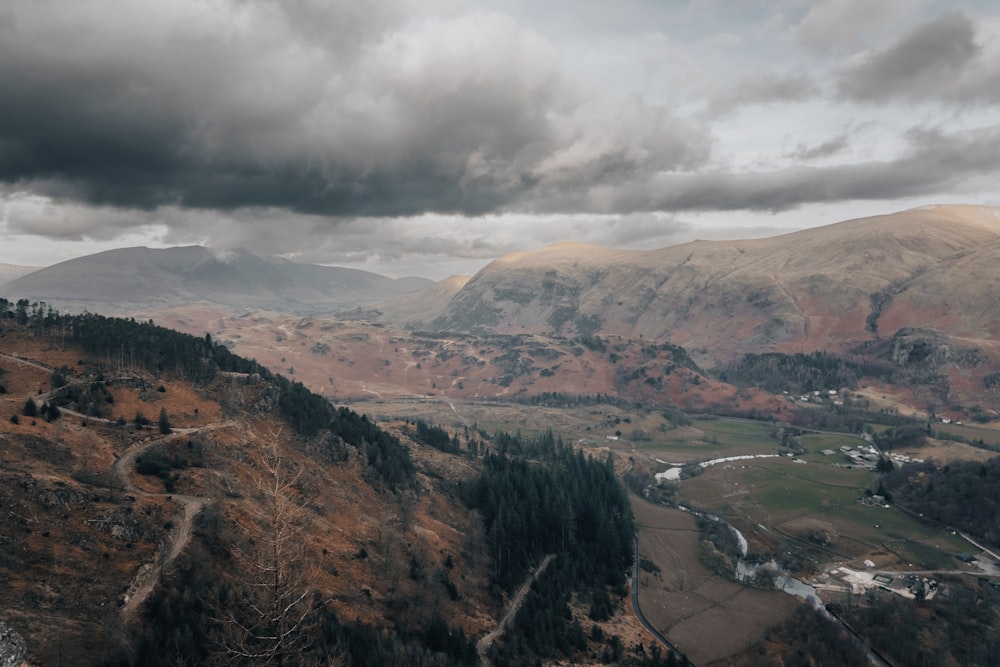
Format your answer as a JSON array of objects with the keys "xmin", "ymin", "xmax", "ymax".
[{"xmin": 1, "ymin": 324, "xmax": 663, "ymax": 666}]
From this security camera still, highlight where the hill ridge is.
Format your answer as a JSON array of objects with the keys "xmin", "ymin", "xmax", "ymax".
[
  {"xmin": 400, "ymin": 205, "xmax": 1000, "ymax": 368},
  {"xmin": 2, "ymin": 245, "xmax": 432, "ymax": 314}
]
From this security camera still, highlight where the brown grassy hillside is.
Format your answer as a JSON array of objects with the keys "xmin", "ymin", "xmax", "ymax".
[
  {"xmin": 0, "ymin": 328, "xmax": 495, "ymax": 665},
  {"xmin": 141, "ymin": 305, "xmax": 792, "ymax": 421},
  {"xmin": 424, "ymin": 205, "xmax": 1000, "ymax": 364},
  {"xmin": 1, "ymin": 321, "xmax": 664, "ymax": 667}
]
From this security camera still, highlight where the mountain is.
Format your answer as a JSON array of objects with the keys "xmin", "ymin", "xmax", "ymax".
[
  {"xmin": 0, "ymin": 262, "xmax": 40, "ymax": 285},
  {"xmin": 1, "ymin": 246, "xmax": 431, "ymax": 313},
  {"xmin": 397, "ymin": 205, "xmax": 1000, "ymax": 370},
  {"xmin": 341, "ymin": 274, "xmax": 471, "ymax": 325}
]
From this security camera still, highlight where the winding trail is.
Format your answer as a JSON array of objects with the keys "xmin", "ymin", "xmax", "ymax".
[
  {"xmin": 0, "ymin": 351, "xmax": 54, "ymax": 373},
  {"xmin": 476, "ymin": 554, "xmax": 555, "ymax": 667},
  {"xmin": 1, "ymin": 350, "xmax": 224, "ymax": 622},
  {"xmin": 115, "ymin": 422, "xmax": 233, "ymax": 623}
]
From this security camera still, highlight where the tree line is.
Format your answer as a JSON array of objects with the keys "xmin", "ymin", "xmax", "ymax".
[
  {"xmin": 2, "ymin": 299, "xmax": 416, "ymax": 490},
  {"xmin": 843, "ymin": 584, "xmax": 1000, "ymax": 667},
  {"xmin": 882, "ymin": 457, "xmax": 1000, "ymax": 546},
  {"xmin": 464, "ymin": 431, "xmax": 681, "ymax": 664},
  {"xmin": 719, "ymin": 350, "xmax": 894, "ymax": 394}
]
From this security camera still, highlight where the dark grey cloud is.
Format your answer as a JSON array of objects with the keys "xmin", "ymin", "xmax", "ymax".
[
  {"xmin": 550, "ymin": 123, "xmax": 1000, "ymax": 214},
  {"xmin": 3, "ymin": 0, "xmax": 999, "ymax": 279},
  {"xmin": 838, "ymin": 12, "xmax": 1000, "ymax": 104},
  {"xmin": 0, "ymin": 0, "xmax": 709, "ymax": 220},
  {"xmin": 785, "ymin": 134, "xmax": 850, "ymax": 161},
  {"xmin": 705, "ymin": 72, "xmax": 818, "ymax": 117}
]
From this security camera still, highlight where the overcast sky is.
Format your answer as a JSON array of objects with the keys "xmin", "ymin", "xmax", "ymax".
[{"xmin": 2, "ymin": 0, "xmax": 999, "ymax": 279}]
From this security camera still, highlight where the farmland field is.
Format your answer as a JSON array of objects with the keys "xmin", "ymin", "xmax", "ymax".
[{"xmin": 631, "ymin": 494, "xmax": 798, "ymax": 665}]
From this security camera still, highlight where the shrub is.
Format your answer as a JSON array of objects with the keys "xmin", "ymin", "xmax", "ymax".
[{"xmin": 22, "ymin": 398, "xmax": 37, "ymax": 417}]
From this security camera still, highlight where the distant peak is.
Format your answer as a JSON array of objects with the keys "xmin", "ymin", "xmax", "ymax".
[{"xmin": 494, "ymin": 242, "xmax": 607, "ymax": 264}]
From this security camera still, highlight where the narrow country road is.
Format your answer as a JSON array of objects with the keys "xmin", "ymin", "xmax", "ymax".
[
  {"xmin": 631, "ymin": 534, "xmax": 690, "ymax": 664},
  {"xmin": 476, "ymin": 554, "xmax": 556, "ymax": 667}
]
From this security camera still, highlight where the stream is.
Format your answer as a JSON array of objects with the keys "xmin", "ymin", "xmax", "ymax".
[
  {"xmin": 679, "ymin": 505, "xmax": 819, "ymax": 601},
  {"xmin": 682, "ymin": 507, "xmax": 888, "ymax": 666}
]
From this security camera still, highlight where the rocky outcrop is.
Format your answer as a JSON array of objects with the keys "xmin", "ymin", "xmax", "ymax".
[
  {"xmin": 889, "ymin": 327, "xmax": 983, "ymax": 370},
  {"xmin": 0, "ymin": 621, "xmax": 26, "ymax": 667}
]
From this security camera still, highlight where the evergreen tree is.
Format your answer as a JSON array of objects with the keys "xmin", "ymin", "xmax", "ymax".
[
  {"xmin": 158, "ymin": 407, "xmax": 172, "ymax": 434},
  {"xmin": 22, "ymin": 397, "xmax": 37, "ymax": 417}
]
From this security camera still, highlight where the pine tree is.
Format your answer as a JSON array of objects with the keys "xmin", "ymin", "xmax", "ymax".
[{"xmin": 158, "ymin": 407, "xmax": 172, "ymax": 435}]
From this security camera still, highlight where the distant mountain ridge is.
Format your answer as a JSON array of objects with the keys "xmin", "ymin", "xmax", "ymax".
[
  {"xmin": 1, "ymin": 246, "xmax": 431, "ymax": 313},
  {"xmin": 0, "ymin": 262, "xmax": 40, "ymax": 284},
  {"xmin": 375, "ymin": 205, "xmax": 1000, "ymax": 370}
]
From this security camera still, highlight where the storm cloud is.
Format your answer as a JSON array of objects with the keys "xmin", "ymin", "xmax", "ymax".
[
  {"xmin": 0, "ymin": 0, "xmax": 708, "ymax": 217},
  {"xmin": 1, "ymin": 1, "xmax": 999, "ymax": 277},
  {"xmin": 580, "ymin": 123, "xmax": 1000, "ymax": 214},
  {"xmin": 838, "ymin": 12, "xmax": 1000, "ymax": 104}
]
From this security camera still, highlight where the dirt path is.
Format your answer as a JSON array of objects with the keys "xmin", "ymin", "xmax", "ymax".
[
  {"xmin": 1, "ymin": 349, "xmax": 232, "ymax": 624},
  {"xmin": 0, "ymin": 350, "xmax": 54, "ymax": 373},
  {"xmin": 116, "ymin": 423, "xmax": 233, "ymax": 623},
  {"xmin": 446, "ymin": 399, "xmax": 469, "ymax": 427},
  {"xmin": 476, "ymin": 554, "xmax": 555, "ymax": 667}
]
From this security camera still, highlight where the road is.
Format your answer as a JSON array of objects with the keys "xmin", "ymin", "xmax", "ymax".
[
  {"xmin": 476, "ymin": 554, "xmax": 555, "ymax": 667},
  {"xmin": 630, "ymin": 534, "xmax": 690, "ymax": 665}
]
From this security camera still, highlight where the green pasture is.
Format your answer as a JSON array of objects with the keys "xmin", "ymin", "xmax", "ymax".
[
  {"xmin": 932, "ymin": 423, "xmax": 1000, "ymax": 449},
  {"xmin": 638, "ymin": 418, "xmax": 781, "ymax": 461},
  {"xmin": 888, "ymin": 539, "xmax": 967, "ymax": 570},
  {"xmin": 756, "ymin": 473, "xmax": 862, "ymax": 517},
  {"xmin": 821, "ymin": 503, "xmax": 922, "ymax": 544},
  {"xmin": 744, "ymin": 461, "xmax": 869, "ymax": 518},
  {"xmin": 678, "ymin": 458, "xmax": 871, "ymax": 519},
  {"xmin": 693, "ymin": 418, "xmax": 779, "ymax": 449},
  {"xmin": 817, "ymin": 504, "xmax": 971, "ymax": 559},
  {"xmin": 678, "ymin": 458, "xmax": 976, "ymax": 569}
]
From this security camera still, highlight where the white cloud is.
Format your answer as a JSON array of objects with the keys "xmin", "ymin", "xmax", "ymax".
[{"xmin": 794, "ymin": 0, "xmax": 933, "ymax": 51}]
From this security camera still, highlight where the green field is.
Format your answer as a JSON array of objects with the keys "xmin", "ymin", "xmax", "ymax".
[
  {"xmin": 755, "ymin": 470, "xmax": 863, "ymax": 516},
  {"xmin": 675, "ymin": 454, "xmax": 976, "ymax": 569},
  {"xmin": 932, "ymin": 422, "xmax": 1000, "ymax": 449},
  {"xmin": 637, "ymin": 418, "xmax": 783, "ymax": 464},
  {"xmin": 681, "ymin": 458, "xmax": 869, "ymax": 519},
  {"xmin": 888, "ymin": 538, "xmax": 969, "ymax": 570},
  {"xmin": 693, "ymin": 418, "xmax": 780, "ymax": 449}
]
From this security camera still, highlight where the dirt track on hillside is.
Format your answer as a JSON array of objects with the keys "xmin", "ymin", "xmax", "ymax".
[
  {"xmin": 115, "ymin": 423, "xmax": 233, "ymax": 622},
  {"xmin": 476, "ymin": 554, "xmax": 555, "ymax": 667}
]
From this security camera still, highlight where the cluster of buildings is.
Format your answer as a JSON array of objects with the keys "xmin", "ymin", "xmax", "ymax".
[
  {"xmin": 822, "ymin": 444, "xmax": 880, "ymax": 469},
  {"xmin": 783, "ymin": 388, "xmax": 844, "ymax": 406},
  {"xmin": 819, "ymin": 567, "xmax": 939, "ymax": 601}
]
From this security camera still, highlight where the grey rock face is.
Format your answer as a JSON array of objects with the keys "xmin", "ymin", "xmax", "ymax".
[{"xmin": 0, "ymin": 621, "xmax": 27, "ymax": 667}]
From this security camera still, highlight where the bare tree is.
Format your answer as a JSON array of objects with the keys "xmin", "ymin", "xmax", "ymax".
[{"xmin": 216, "ymin": 426, "xmax": 321, "ymax": 666}]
